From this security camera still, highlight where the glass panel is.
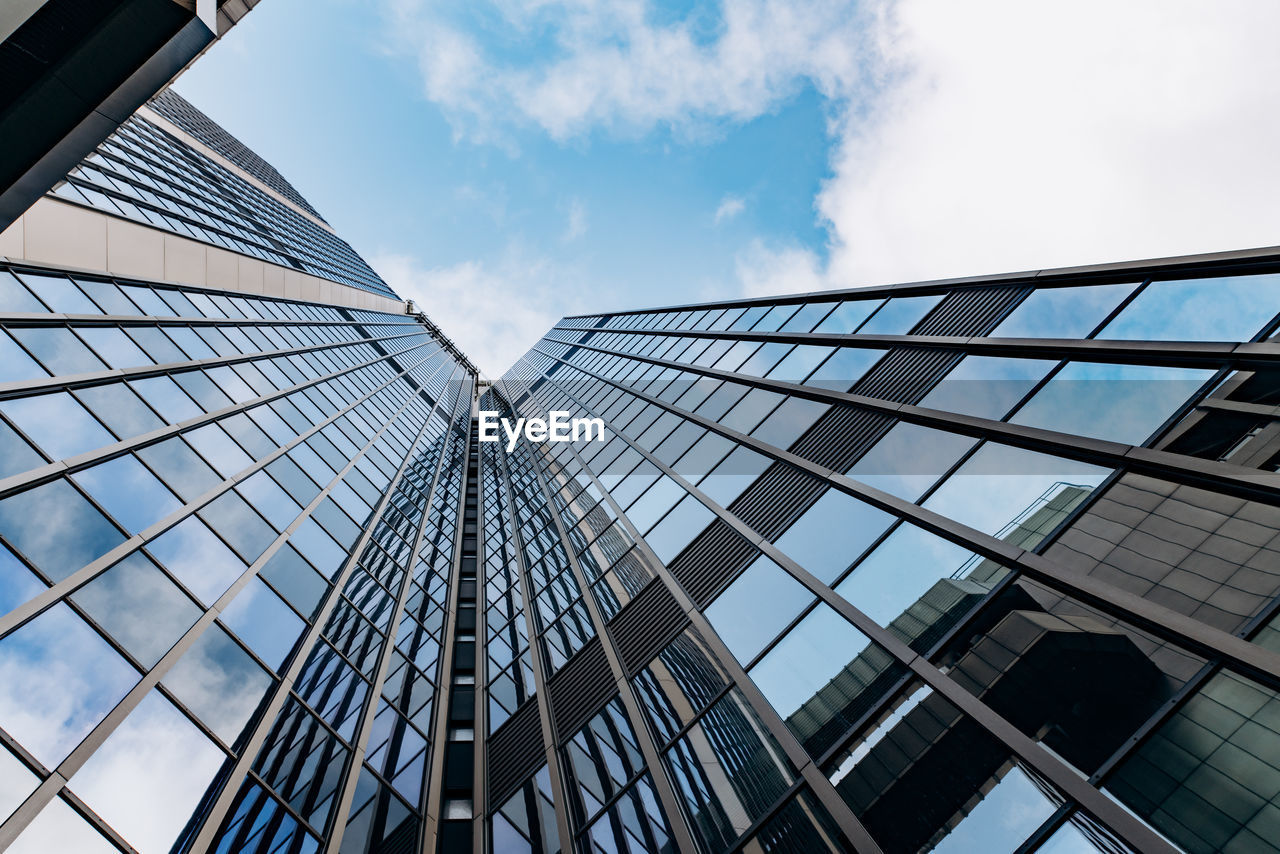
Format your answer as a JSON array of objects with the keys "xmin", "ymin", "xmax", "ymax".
[
  {"xmin": 666, "ymin": 690, "xmax": 795, "ymax": 852},
  {"xmin": 922, "ymin": 443, "xmax": 1109, "ymax": 545},
  {"xmin": 859, "ymin": 295, "xmax": 943, "ymax": 335},
  {"xmin": 846, "ymin": 422, "xmax": 976, "ymax": 502},
  {"xmin": 632, "ymin": 628, "xmax": 732, "ymax": 745},
  {"xmin": 259, "ymin": 543, "xmax": 327, "ymax": 619},
  {"xmin": 0, "ymin": 479, "xmax": 125, "ymax": 581},
  {"xmin": 185, "ymin": 423, "xmax": 254, "ymax": 478},
  {"xmin": 699, "ymin": 445, "xmax": 770, "ymax": 507},
  {"xmin": 804, "ymin": 347, "xmax": 886, "ymax": 393},
  {"xmin": 991, "ymin": 283, "xmax": 1137, "ymax": 338},
  {"xmin": 1107, "ymin": 668, "xmax": 1280, "ymax": 854},
  {"xmin": 0, "ymin": 331, "xmax": 47, "ymax": 383},
  {"xmin": 0, "ymin": 604, "xmax": 137, "ymax": 766},
  {"xmin": 644, "ymin": 494, "xmax": 714, "ymax": 563},
  {"xmin": 219, "ymin": 577, "xmax": 306, "ymax": 670},
  {"xmin": 749, "ymin": 603, "xmax": 905, "ymax": 758},
  {"xmin": 738, "ymin": 789, "xmax": 849, "ymax": 852},
  {"xmin": 146, "ymin": 516, "xmax": 246, "ymax": 604},
  {"xmin": 1100, "ymin": 274, "xmax": 1280, "ymax": 342},
  {"xmin": 70, "ymin": 552, "xmax": 201, "ymax": 668},
  {"xmin": 75, "ymin": 384, "xmax": 165, "ymax": 439},
  {"xmin": 1011, "ymin": 362, "xmax": 1214, "ymax": 445},
  {"xmin": 129, "ymin": 375, "xmax": 202, "ymax": 423},
  {"xmin": 920, "ymin": 355, "xmax": 1054, "ymax": 420},
  {"xmin": 162, "ymin": 625, "xmax": 273, "ymax": 744},
  {"xmin": 136, "ymin": 437, "xmax": 221, "ymax": 502},
  {"xmin": 69, "ymin": 690, "xmax": 226, "ymax": 854},
  {"xmin": 814, "ymin": 299, "xmax": 884, "ymax": 334},
  {"xmin": 0, "ymin": 542, "xmax": 44, "ymax": 617},
  {"xmin": 0, "ymin": 271, "xmax": 47, "ymax": 312},
  {"xmin": 76, "ymin": 327, "xmax": 150, "ymax": 369},
  {"xmin": 0, "ymin": 419, "xmax": 45, "ymax": 479},
  {"xmin": 73, "ymin": 454, "xmax": 182, "ymax": 533},
  {"xmin": 774, "ymin": 488, "xmax": 895, "ymax": 583},
  {"xmin": 751, "ymin": 397, "xmax": 828, "ymax": 449},
  {"xmin": 9, "ymin": 797, "xmax": 118, "ymax": 854},
  {"xmin": 16, "ymin": 272, "xmax": 99, "ymax": 314},
  {"xmin": 706, "ymin": 555, "xmax": 814, "ymax": 664},
  {"xmin": 835, "ymin": 523, "xmax": 1007, "ymax": 649},
  {"xmin": 0, "ymin": 392, "xmax": 114, "ymax": 460},
  {"xmin": 0, "ymin": 747, "xmax": 39, "ymax": 830},
  {"xmin": 9, "ymin": 327, "xmax": 106, "ymax": 375},
  {"xmin": 199, "ymin": 491, "xmax": 276, "ymax": 563},
  {"xmin": 824, "ymin": 682, "xmax": 1060, "ymax": 854}
]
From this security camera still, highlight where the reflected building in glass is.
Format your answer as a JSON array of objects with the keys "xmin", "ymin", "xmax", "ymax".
[{"xmin": 4, "ymin": 57, "xmax": 1280, "ymax": 854}]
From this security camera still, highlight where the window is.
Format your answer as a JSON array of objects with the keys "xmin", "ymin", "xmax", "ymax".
[
  {"xmin": 73, "ymin": 455, "xmax": 182, "ymax": 533},
  {"xmin": 146, "ymin": 516, "xmax": 245, "ymax": 603},
  {"xmin": 0, "ymin": 604, "xmax": 137, "ymax": 767},
  {"xmin": 0, "ymin": 479, "xmax": 125, "ymax": 581},
  {"xmin": 70, "ymin": 552, "xmax": 200, "ymax": 668},
  {"xmin": 846, "ymin": 422, "xmax": 976, "ymax": 501},
  {"xmin": 749, "ymin": 603, "xmax": 899, "ymax": 758},
  {"xmin": 161, "ymin": 625, "xmax": 273, "ymax": 743},
  {"xmin": 706, "ymin": 555, "xmax": 814, "ymax": 664},
  {"xmin": 1, "ymin": 392, "xmax": 114, "ymax": 460},
  {"xmin": 1011, "ymin": 362, "xmax": 1214, "ymax": 445},
  {"xmin": 991, "ymin": 283, "xmax": 1136, "ymax": 338},
  {"xmin": 1100, "ymin": 274, "xmax": 1280, "ymax": 342},
  {"xmin": 920, "ymin": 355, "xmax": 1054, "ymax": 420},
  {"xmin": 774, "ymin": 488, "xmax": 895, "ymax": 583},
  {"xmin": 68, "ymin": 690, "xmax": 226, "ymax": 854},
  {"xmin": 859, "ymin": 294, "xmax": 943, "ymax": 334}
]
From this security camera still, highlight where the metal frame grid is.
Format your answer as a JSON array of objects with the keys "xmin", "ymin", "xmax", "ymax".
[{"xmin": 475, "ymin": 248, "xmax": 1280, "ymax": 854}]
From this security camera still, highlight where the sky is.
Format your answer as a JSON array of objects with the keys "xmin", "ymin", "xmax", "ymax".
[{"xmin": 174, "ymin": 0, "xmax": 1280, "ymax": 377}]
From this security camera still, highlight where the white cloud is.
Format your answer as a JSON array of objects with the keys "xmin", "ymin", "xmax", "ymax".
[
  {"xmin": 384, "ymin": 0, "xmax": 1280, "ymax": 360},
  {"xmin": 714, "ymin": 194, "xmax": 746, "ymax": 223},
  {"xmin": 373, "ymin": 249, "xmax": 591, "ymax": 377},
  {"xmin": 816, "ymin": 0, "xmax": 1280, "ymax": 288},
  {"xmin": 735, "ymin": 239, "xmax": 825, "ymax": 297},
  {"xmin": 384, "ymin": 0, "xmax": 878, "ymax": 141},
  {"xmin": 564, "ymin": 197, "xmax": 588, "ymax": 241}
]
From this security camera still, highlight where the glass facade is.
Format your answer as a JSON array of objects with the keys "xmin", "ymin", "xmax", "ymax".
[{"xmin": 474, "ymin": 264, "xmax": 1280, "ymax": 854}]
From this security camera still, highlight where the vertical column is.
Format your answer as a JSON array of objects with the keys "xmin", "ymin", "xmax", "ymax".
[{"xmin": 435, "ymin": 417, "xmax": 480, "ymax": 850}]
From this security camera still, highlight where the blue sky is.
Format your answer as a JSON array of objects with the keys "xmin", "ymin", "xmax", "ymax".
[{"xmin": 176, "ymin": 0, "xmax": 1280, "ymax": 374}]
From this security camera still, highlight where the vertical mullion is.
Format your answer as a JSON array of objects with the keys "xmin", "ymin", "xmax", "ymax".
[
  {"xmin": 322, "ymin": 365, "xmax": 468, "ymax": 853},
  {"xmin": 185, "ymin": 357, "xmax": 460, "ymax": 853},
  {"xmin": 491, "ymin": 415, "xmax": 576, "ymax": 851},
  {"xmin": 512, "ymin": 392, "xmax": 700, "ymax": 854}
]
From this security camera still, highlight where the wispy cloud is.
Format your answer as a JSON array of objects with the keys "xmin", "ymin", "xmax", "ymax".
[
  {"xmin": 563, "ymin": 197, "xmax": 588, "ymax": 241},
  {"xmin": 383, "ymin": 0, "xmax": 879, "ymax": 142},
  {"xmin": 372, "ymin": 248, "xmax": 592, "ymax": 377},
  {"xmin": 714, "ymin": 195, "xmax": 745, "ymax": 224}
]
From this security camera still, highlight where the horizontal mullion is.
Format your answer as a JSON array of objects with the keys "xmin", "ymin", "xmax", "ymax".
[
  {"xmin": 0, "ymin": 312, "xmax": 405, "ymax": 328},
  {"xmin": 562, "ymin": 247, "xmax": 1280, "ymax": 320},
  {"xmin": 0, "ymin": 326, "xmax": 430, "ymax": 400},
  {"xmin": 555, "ymin": 325, "xmax": 1280, "ymax": 369},
  {"xmin": 540, "ymin": 339, "xmax": 1280, "ymax": 503},
  {"xmin": 0, "ymin": 338, "xmax": 445, "ymax": 501}
]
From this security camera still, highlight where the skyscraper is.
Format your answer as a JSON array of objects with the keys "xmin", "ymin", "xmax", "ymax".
[
  {"xmin": 3, "ymin": 46, "xmax": 1280, "ymax": 854},
  {"xmin": 0, "ymin": 0, "xmax": 260, "ymax": 233}
]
